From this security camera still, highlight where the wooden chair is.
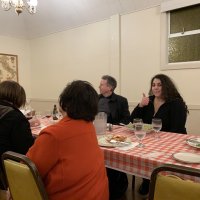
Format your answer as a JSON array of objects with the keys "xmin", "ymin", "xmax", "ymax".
[
  {"xmin": 2, "ymin": 151, "xmax": 48, "ymax": 200},
  {"xmin": 149, "ymin": 164, "xmax": 200, "ymax": 200}
]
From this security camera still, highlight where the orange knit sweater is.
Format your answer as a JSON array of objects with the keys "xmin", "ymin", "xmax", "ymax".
[{"xmin": 27, "ymin": 116, "xmax": 109, "ymax": 200}]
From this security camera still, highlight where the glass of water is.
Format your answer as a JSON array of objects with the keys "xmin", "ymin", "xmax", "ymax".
[
  {"xmin": 133, "ymin": 118, "xmax": 143, "ymax": 131},
  {"xmin": 135, "ymin": 122, "xmax": 146, "ymax": 147},
  {"xmin": 152, "ymin": 118, "xmax": 162, "ymax": 139}
]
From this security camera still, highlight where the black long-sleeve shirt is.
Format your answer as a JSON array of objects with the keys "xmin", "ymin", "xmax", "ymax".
[
  {"xmin": 0, "ymin": 100, "xmax": 34, "ymax": 189},
  {"xmin": 130, "ymin": 96, "xmax": 187, "ymax": 134},
  {"xmin": 0, "ymin": 100, "xmax": 34, "ymax": 157},
  {"xmin": 99, "ymin": 93, "xmax": 130, "ymax": 125}
]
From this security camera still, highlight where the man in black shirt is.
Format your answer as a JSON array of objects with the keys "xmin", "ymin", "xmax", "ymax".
[
  {"xmin": 98, "ymin": 75, "xmax": 130, "ymax": 125},
  {"xmin": 98, "ymin": 75, "xmax": 130, "ymax": 200}
]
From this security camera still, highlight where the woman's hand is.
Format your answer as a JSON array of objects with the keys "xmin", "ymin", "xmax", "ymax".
[{"xmin": 139, "ymin": 93, "xmax": 149, "ymax": 107}]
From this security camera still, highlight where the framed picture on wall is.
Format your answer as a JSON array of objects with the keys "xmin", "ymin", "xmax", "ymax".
[{"xmin": 0, "ymin": 53, "xmax": 18, "ymax": 82}]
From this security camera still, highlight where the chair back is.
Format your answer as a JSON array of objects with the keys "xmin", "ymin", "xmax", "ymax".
[
  {"xmin": 0, "ymin": 167, "xmax": 7, "ymax": 190},
  {"xmin": 149, "ymin": 164, "xmax": 200, "ymax": 200},
  {"xmin": 2, "ymin": 151, "xmax": 48, "ymax": 200}
]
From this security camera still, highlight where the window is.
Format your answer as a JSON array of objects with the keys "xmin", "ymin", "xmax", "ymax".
[{"xmin": 161, "ymin": 4, "xmax": 200, "ymax": 70}]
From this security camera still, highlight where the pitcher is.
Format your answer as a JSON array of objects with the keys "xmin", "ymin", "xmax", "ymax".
[{"xmin": 94, "ymin": 112, "xmax": 107, "ymax": 135}]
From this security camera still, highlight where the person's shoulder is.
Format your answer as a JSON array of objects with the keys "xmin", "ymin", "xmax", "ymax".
[
  {"xmin": 169, "ymin": 98, "xmax": 184, "ymax": 104},
  {"xmin": 113, "ymin": 93, "xmax": 128, "ymax": 101},
  {"xmin": 168, "ymin": 98, "xmax": 186, "ymax": 108},
  {"xmin": 2, "ymin": 106, "xmax": 24, "ymax": 119}
]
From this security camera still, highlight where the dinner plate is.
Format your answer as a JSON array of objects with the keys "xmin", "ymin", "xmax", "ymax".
[
  {"xmin": 97, "ymin": 134, "xmax": 132, "ymax": 147},
  {"xmin": 125, "ymin": 123, "xmax": 152, "ymax": 133},
  {"xmin": 172, "ymin": 152, "xmax": 200, "ymax": 164},
  {"xmin": 186, "ymin": 138, "xmax": 200, "ymax": 149}
]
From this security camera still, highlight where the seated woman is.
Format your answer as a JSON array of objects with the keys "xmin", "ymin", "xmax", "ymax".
[
  {"xmin": 0, "ymin": 80, "xmax": 34, "ymax": 189},
  {"xmin": 130, "ymin": 74, "xmax": 188, "ymax": 196},
  {"xmin": 27, "ymin": 80, "xmax": 109, "ymax": 200}
]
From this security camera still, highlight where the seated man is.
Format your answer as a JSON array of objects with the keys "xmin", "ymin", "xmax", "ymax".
[
  {"xmin": 98, "ymin": 75, "xmax": 130, "ymax": 200},
  {"xmin": 98, "ymin": 75, "xmax": 130, "ymax": 125}
]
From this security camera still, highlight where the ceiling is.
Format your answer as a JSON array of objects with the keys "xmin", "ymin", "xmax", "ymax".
[{"xmin": 0, "ymin": 0, "xmax": 165, "ymax": 39}]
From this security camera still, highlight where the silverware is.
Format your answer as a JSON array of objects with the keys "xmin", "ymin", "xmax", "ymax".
[{"xmin": 119, "ymin": 123, "xmax": 125, "ymax": 126}]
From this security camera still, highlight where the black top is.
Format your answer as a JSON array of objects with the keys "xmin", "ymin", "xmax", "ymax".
[
  {"xmin": 0, "ymin": 100, "xmax": 34, "ymax": 157},
  {"xmin": 0, "ymin": 100, "xmax": 34, "ymax": 189},
  {"xmin": 99, "ymin": 93, "xmax": 130, "ymax": 125},
  {"xmin": 130, "ymin": 96, "xmax": 187, "ymax": 134}
]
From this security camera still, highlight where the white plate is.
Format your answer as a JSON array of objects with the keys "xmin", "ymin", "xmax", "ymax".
[
  {"xmin": 186, "ymin": 138, "xmax": 200, "ymax": 149},
  {"xmin": 125, "ymin": 123, "xmax": 153, "ymax": 133},
  {"xmin": 173, "ymin": 152, "xmax": 200, "ymax": 163},
  {"xmin": 97, "ymin": 134, "xmax": 132, "ymax": 147}
]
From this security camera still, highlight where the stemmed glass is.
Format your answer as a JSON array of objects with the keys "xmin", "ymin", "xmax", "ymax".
[
  {"xmin": 133, "ymin": 118, "xmax": 143, "ymax": 131},
  {"xmin": 152, "ymin": 118, "xmax": 162, "ymax": 139},
  {"xmin": 134, "ymin": 122, "xmax": 146, "ymax": 147},
  {"xmin": 24, "ymin": 100, "xmax": 34, "ymax": 120}
]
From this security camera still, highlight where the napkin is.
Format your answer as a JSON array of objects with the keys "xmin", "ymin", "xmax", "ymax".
[{"xmin": 117, "ymin": 142, "xmax": 139, "ymax": 151}]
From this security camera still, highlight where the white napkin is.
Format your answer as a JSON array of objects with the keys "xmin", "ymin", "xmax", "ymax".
[
  {"xmin": 117, "ymin": 142, "xmax": 139, "ymax": 151},
  {"xmin": 20, "ymin": 109, "xmax": 31, "ymax": 115}
]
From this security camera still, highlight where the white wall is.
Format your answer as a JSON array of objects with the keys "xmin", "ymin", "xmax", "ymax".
[
  {"xmin": 121, "ymin": 7, "xmax": 161, "ymax": 101},
  {"xmin": 29, "ymin": 6, "xmax": 200, "ymax": 134},
  {"xmin": 1, "ymin": 6, "xmax": 199, "ymax": 134},
  {"xmin": 120, "ymin": 7, "xmax": 200, "ymax": 134},
  {"xmin": 0, "ymin": 36, "xmax": 31, "ymax": 97},
  {"xmin": 29, "ymin": 20, "xmax": 110, "ymax": 100}
]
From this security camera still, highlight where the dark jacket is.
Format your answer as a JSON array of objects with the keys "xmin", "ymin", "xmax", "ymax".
[
  {"xmin": 99, "ymin": 93, "xmax": 130, "ymax": 125},
  {"xmin": 0, "ymin": 100, "xmax": 34, "ymax": 189},
  {"xmin": 0, "ymin": 100, "xmax": 34, "ymax": 157},
  {"xmin": 130, "ymin": 96, "xmax": 187, "ymax": 134}
]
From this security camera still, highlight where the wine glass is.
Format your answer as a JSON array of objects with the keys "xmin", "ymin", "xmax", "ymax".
[
  {"xmin": 24, "ymin": 100, "xmax": 34, "ymax": 120},
  {"xmin": 44, "ymin": 110, "xmax": 52, "ymax": 118},
  {"xmin": 152, "ymin": 118, "xmax": 162, "ymax": 139},
  {"xmin": 133, "ymin": 118, "xmax": 143, "ymax": 131},
  {"xmin": 134, "ymin": 123, "xmax": 146, "ymax": 147}
]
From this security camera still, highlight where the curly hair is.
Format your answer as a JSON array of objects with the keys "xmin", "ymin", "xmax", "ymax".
[
  {"xmin": 0, "ymin": 80, "xmax": 26, "ymax": 108},
  {"xmin": 59, "ymin": 80, "xmax": 98, "ymax": 121},
  {"xmin": 149, "ymin": 74, "xmax": 188, "ymax": 112}
]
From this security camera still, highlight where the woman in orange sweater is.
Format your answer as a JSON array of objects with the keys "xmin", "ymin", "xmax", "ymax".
[{"xmin": 27, "ymin": 80, "xmax": 109, "ymax": 200}]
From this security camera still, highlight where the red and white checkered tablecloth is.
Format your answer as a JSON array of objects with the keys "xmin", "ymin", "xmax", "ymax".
[
  {"xmin": 31, "ymin": 120, "xmax": 200, "ymax": 181},
  {"xmin": 31, "ymin": 117, "xmax": 53, "ymax": 137},
  {"xmin": 101, "ymin": 126, "xmax": 200, "ymax": 181}
]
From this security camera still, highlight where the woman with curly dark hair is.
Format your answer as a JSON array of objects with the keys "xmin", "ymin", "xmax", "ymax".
[
  {"xmin": 27, "ymin": 80, "xmax": 109, "ymax": 200},
  {"xmin": 130, "ymin": 74, "xmax": 188, "ymax": 196}
]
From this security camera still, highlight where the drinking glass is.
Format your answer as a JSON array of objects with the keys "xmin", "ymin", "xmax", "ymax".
[
  {"xmin": 44, "ymin": 110, "xmax": 52, "ymax": 118},
  {"xmin": 93, "ymin": 112, "xmax": 107, "ymax": 135},
  {"xmin": 133, "ymin": 118, "xmax": 143, "ymax": 131},
  {"xmin": 152, "ymin": 118, "xmax": 162, "ymax": 139},
  {"xmin": 135, "ymin": 123, "xmax": 146, "ymax": 147}
]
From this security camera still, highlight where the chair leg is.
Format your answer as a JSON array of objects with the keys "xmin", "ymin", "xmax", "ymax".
[{"xmin": 132, "ymin": 175, "xmax": 135, "ymax": 190}]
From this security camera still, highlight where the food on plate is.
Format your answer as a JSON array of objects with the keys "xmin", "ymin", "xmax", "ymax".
[
  {"xmin": 125, "ymin": 123, "xmax": 152, "ymax": 132},
  {"xmin": 107, "ymin": 135, "xmax": 127, "ymax": 142}
]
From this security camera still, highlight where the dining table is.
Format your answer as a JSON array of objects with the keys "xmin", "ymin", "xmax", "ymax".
[
  {"xmin": 100, "ymin": 125, "xmax": 200, "ymax": 182},
  {"xmin": 31, "ymin": 118, "xmax": 200, "ymax": 182}
]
